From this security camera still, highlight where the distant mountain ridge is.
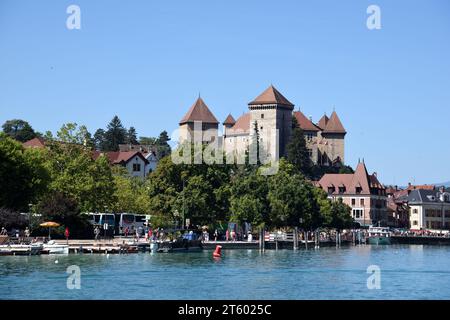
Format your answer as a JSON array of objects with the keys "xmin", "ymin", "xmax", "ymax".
[{"xmin": 433, "ymin": 181, "xmax": 450, "ymax": 187}]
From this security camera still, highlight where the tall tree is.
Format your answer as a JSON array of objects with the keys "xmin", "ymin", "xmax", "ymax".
[
  {"xmin": 286, "ymin": 116, "xmax": 311, "ymax": 176},
  {"xmin": 2, "ymin": 119, "xmax": 37, "ymax": 142},
  {"xmin": 57, "ymin": 123, "xmax": 93, "ymax": 147},
  {"xmin": 93, "ymin": 129, "xmax": 107, "ymax": 151},
  {"xmin": 104, "ymin": 115, "xmax": 127, "ymax": 151},
  {"xmin": 126, "ymin": 127, "xmax": 139, "ymax": 145},
  {"xmin": 156, "ymin": 130, "xmax": 171, "ymax": 159}
]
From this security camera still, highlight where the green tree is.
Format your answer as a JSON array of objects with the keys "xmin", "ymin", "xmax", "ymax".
[
  {"xmin": 93, "ymin": 129, "xmax": 107, "ymax": 151},
  {"xmin": 267, "ymin": 160, "xmax": 316, "ymax": 228},
  {"xmin": 2, "ymin": 119, "xmax": 37, "ymax": 142},
  {"xmin": 286, "ymin": 116, "xmax": 311, "ymax": 176},
  {"xmin": 0, "ymin": 133, "xmax": 49, "ymax": 210},
  {"xmin": 44, "ymin": 124, "xmax": 117, "ymax": 212},
  {"xmin": 112, "ymin": 174, "xmax": 151, "ymax": 214},
  {"xmin": 104, "ymin": 115, "xmax": 127, "ymax": 151},
  {"xmin": 57, "ymin": 123, "xmax": 93, "ymax": 147},
  {"xmin": 36, "ymin": 192, "xmax": 92, "ymax": 238},
  {"xmin": 323, "ymin": 197, "xmax": 353, "ymax": 231},
  {"xmin": 156, "ymin": 130, "xmax": 171, "ymax": 159},
  {"xmin": 139, "ymin": 136, "xmax": 157, "ymax": 146},
  {"xmin": 126, "ymin": 127, "xmax": 139, "ymax": 145},
  {"xmin": 229, "ymin": 169, "xmax": 269, "ymax": 228}
]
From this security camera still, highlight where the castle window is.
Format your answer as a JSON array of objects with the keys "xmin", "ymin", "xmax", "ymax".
[
  {"xmin": 261, "ymin": 114, "xmax": 264, "ymax": 119},
  {"xmin": 360, "ymin": 199, "xmax": 365, "ymax": 206}
]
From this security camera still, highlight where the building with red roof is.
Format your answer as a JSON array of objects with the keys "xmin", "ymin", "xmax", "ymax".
[{"xmin": 316, "ymin": 161, "xmax": 387, "ymax": 227}]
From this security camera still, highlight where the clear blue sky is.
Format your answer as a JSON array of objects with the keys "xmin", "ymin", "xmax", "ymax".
[{"xmin": 1, "ymin": 0, "xmax": 449, "ymax": 186}]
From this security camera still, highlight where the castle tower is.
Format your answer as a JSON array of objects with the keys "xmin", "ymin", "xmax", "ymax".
[
  {"xmin": 222, "ymin": 114, "xmax": 236, "ymax": 138},
  {"xmin": 179, "ymin": 97, "xmax": 219, "ymax": 144},
  {"xmin": 319, "ymin": 111, "xmax": 346, "ymax": 165},
  {"xmin": 248, "ymin": 85, "xmax": 294, "ymax": 160}
]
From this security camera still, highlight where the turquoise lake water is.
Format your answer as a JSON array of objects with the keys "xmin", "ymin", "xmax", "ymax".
[{"xmin": 1, "ymin": 245, "xmax": 449, "ymax": 300}]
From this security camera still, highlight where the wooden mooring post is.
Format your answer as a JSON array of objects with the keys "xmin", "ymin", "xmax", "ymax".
[
  {"xmin": 315, "ymin": 230, "xmax": 320, "ymax": 249},
  {"xmin": 293, "ymin": 227, "xmax": 299, "ymax": 250},
  {"xmin": 304, "ymin": 231, "xmax": 308, "ymax": 250},
  {"xmin": 259, "ymin": 228, "xmax": 265, "ymax": 252}
]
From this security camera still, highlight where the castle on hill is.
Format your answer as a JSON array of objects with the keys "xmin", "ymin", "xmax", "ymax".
[{"xmin": 179, "ymin": 85, "xmax": 346, "ymax": 166}]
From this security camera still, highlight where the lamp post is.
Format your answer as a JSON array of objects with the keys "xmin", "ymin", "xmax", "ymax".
[
  {"xmin": 182, "ymin": 179, "xmax": 186, "ymax": 230},
  {"xmin": 103, "ymin": 205, "xmax": 108, "ymax": 240}
]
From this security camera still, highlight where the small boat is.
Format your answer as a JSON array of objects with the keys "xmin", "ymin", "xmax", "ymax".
[
  {"xmin": 368, "ymin": 227, "xmax": 391, "ymax": 245},
  {"xmin": 0, "ymin": 243, "xmax": 43, "ymax": 256},
  {"xmin": 42, "ymin": 241, "xmax": 69, "ymax": 254},
  {"xmin": 157, "ymin": 230, "xmax": 202, "ymax": 253}
]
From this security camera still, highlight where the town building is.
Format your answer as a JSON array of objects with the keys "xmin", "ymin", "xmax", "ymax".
[
  {"xmin": 407, "ymin": 188, "xmax": 450, "ymax": 230},
  {"xmin": 385, "ymin": 186, "xmax": 410, "ymax": 228},
  {"xmin": 22, "ymin": 138, "xmax": 155, "ymax": 178},
  {"xmin": 178, "ymin": 85, "xmax": 346, "ymax": 165},
  {"xmin": 315, "ymin": 161, "xmax": 387, "ymax": 227},
  {"xmin": 92, "ymin": 151, "xmax": 149, "ymax": 178}
]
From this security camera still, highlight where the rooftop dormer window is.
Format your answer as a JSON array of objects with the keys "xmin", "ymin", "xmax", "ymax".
[
  {"xmin": 356, "ymin": 186, "xmax": 362, "ymax": 194},
  {"xmin": 328, "ymin": 186, "xmax": 335, "ymax": 194},
  {"xmin": 338, "ymin": 186, "xmax": 346, "ymax": 194}
]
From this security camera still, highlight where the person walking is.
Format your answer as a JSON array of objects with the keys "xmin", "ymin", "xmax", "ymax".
[
  {"xmin": 124, "ymin": 227, "xmax": 129, "ymax": 238},
  {"xmin": 94, "ymin": 226, "xmax": 100, "ymax": 240},
  {"xmin": 25, "ymin": 227, "xmax": 30, "ymax": 238},
  {"xmin": 214, "ymin": 229, "xmax": 218, "ymax": 242},
  {"xmin": 225, "ymin": 229, "xmax": 230, "ymax": 242}
]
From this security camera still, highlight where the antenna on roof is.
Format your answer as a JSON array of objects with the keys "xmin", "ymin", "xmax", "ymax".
[{"xmin": 198, "ymin": 92, "xmax": 201, "ymax": 99}]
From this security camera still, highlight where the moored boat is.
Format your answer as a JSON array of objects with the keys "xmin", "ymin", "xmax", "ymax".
[
  {"xmin": 0, "ymin": 243, "xmax": 43, "ymax": 256},
  {"xmin": 368, "ymin": 227, "xmax": 391, "ymax": 245},
  {"xmin": 42, "ymin": 241, "xmax": 69, "ymax": 254}
]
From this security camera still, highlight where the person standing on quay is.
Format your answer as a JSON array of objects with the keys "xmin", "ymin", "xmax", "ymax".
[
  {"xmin": 94, "ymin": 226, "xmax": 100, "ymax": 240},
  {"xmin": 214, "ymin": 229, "xmax": 218, "ymax": 242},
  {"xmin": 225, "ymin": 229, "xmax": 230, "ymax": 242}
]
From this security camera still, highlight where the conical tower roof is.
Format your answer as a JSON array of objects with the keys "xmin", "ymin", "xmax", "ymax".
[
  {"xmin": 248, "ymin": 85, "xmax": 294, "ymax": 107},
  {"xmin": 179, "ymin": 97, "xmax": 219, "ymax": 125},
  {"xmin": 323, "ymin": 111, "xmax": 346, "ymax": 134},
  {"xmin": 223, "ymin": 114, "xmax": 236, "ymax": 126},
  {"xmin": 317, "ymin": 114, "xmax": 329, "ymax": 130}
]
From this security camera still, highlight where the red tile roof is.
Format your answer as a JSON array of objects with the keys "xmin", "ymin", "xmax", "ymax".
[
  {"xmin": 227, "ymin": 112, "xmax": 250, "ymax": 134},
  {"xmin": 248, "ymin": 85, "xmax": 294, "ymax": 107},
  {"xmin": 23, "ymin": 137, "xmax": 46, "ymax": 148},
  {"xmin": 223, "ymin": 114, "xmax": 236, "ymax": 126},
  {"xmin": 317, "ymin": 162, "xmax": 384, "ymax": 195},
  {"xmin": 293, "ymin": 111, "xmax": 320, "ymax": 132},
  {"xmin": 407, "ymin": 184, "xmax": 435, "ymax": 191},
  {"xmin": 323, "ymin": 111, "xmax": 346, "ymax": 134},
  {"xmin": 179, "ymin": 97, "xmax": 219, "ymax": 125},
  {"xmin": 317, "ymin": 114, "xmax": 329, "ymax": 130},
  {"xmin": 92, "ymin": 151, "xmax": 149, "ymax": 165}
]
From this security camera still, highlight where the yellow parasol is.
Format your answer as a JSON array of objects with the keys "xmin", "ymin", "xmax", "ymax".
[{"xmin": 40, "ymin": 222, "xmax": 60, "ymax": 239}]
